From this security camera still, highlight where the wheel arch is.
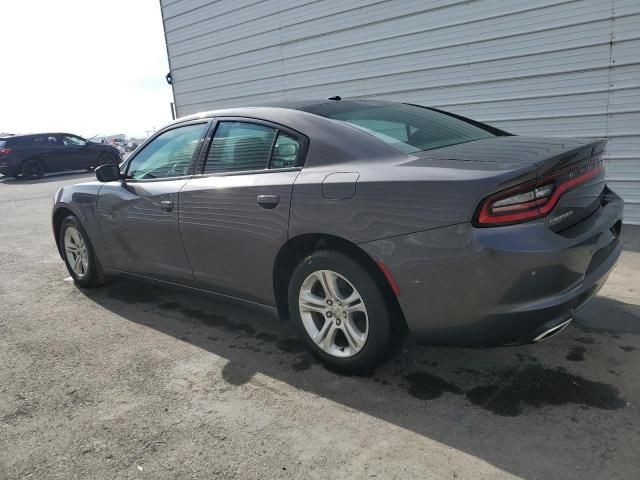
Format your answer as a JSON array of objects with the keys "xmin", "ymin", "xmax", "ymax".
[
  {"xmin": 272, "ymin": 233, "xmax": 406, "ymax": 329},
  {"xmin": 52, "ymin": 206, "xmax": 76, "ymax": 257},
  {"xmin": 22, "ymin": 156, "xmax": 46, "ymax": 174}
]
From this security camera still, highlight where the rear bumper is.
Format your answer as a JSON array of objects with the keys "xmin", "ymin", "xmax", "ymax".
[
  {"xmin": 361, "ymin": 189, "xmax": 624, "ymax": 347},
  {"xmin": 0, "ymin": 165, "xmax": 14, "ymax": 175},
  {"xmin": 0, "ymin": 158, "xmax": 21, "ymax": 176}
]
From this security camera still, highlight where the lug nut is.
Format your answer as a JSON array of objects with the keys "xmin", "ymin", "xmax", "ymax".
[
  {"xmin": 326, "ymin": 311, "xmax": 332, "ymax": 318},
  {"xmin": 343, "ymin": 312, "xmax": 347, "ymax": 318},
  {"xmin": 337, "ymin": 300, "xmax": 342, "ymax": 306},
  {"xmin": 336, "ymin": 319, "xmax": 342, "ymax": 326},
  {"xmin": 326, "ymin": 299, "xmax": 333, "ymax": 306}
]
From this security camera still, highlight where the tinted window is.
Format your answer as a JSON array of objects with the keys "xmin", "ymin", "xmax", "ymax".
[
  {"xmin": 270, "ymin": 132, "xmax": 300, "ymax": 168},
  {"xmin": 303, "ymin": 102, "xmax": 498, "ymax": 153},
  {"xmin": 127, "ymin": 123, "xmax": 207, "ymax": 180},
  {"xmin": 204, "ymin": 122, "xmax": 276, "ymax": 173},
  {"xmin": 32, "ymin": 135, "xmax": 60, "ymax": 147}
]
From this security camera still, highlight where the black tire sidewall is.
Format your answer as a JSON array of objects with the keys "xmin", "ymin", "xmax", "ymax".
[
  {"xmin": 22, "ymin": 159, "xmax": 44, "ymax": 179},
  {"xmin": 59, "ymin": 215, "xmax": 101, "ymax": 287},
  {"xmin": 288, "ymin": 250, "xmax": 391, "ymax": 373}
]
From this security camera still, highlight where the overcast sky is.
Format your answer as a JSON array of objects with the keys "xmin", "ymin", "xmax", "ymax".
[{"xmin": 0, "ymin": 0, "xmax": 173, "ymax": 138}]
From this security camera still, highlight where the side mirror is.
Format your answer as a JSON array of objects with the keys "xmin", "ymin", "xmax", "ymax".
[{"xmin": 95, "ymin": 163, "xmax": 121, "ymax": 182}]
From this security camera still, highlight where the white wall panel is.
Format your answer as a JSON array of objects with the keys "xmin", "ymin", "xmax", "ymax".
[{"xmin": 161, "ymin": 0, "xmax": 640, "ymax": 223}]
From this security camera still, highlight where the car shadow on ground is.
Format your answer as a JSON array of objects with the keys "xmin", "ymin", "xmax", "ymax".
[
  {"xmin": 0, "ymin": 171, "xmax": 93, "ymax": 184},
  {"xmin": 80, "ymin": 278, "xmax": 640, "ymax": 479}
]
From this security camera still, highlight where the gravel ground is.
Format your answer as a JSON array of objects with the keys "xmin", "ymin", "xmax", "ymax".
[{"xmin": 1, "ymin": 172, "xmax": 639, "ymax": 480}]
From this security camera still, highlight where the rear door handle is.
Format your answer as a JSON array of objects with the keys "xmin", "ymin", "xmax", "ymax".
[
  {"xmin": 160, "ymin": 200, "xmax": 174, "ymax": 212},
  {"xmin": 257, "ymin": 194, "xmax": 279, "ymax": 209}
]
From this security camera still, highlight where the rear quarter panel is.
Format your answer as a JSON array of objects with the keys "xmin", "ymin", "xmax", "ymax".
[{"xmin": 289, "ymin": 158, "xmax": 537, "ymax": 244}]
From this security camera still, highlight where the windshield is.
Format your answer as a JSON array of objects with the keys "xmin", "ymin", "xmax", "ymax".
[{"xmin": 303, "ymin": 101, "xmax": 502, "ymax": 153}]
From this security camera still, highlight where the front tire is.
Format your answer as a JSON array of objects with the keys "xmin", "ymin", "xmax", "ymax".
[
  {"xmin": 288, "ymin": 250, "xmax": 392, "ymax": 373},
  {"xmin": 59, "ymin": 215, "xmax": 105, "ymax": 288}
]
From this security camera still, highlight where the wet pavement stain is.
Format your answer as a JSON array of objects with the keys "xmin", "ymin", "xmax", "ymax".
[
  {"xmin": 158, "ymin": 301, "xmax": 181, "ymax": 310},
  {"xmin": 566, "ymin": 346, "xmax": 586, "ymax": 361},
  {"xmin": 454, "ymin": 367, "xmax": 482, "ymax": 376},
  {"xmin": 276, "ymin": 338, "xmax": 306, "ymax": 354},
  {"xmin": 156, "ymin": 302, "xmax": 256, "ymax": 336},
  {"xmin": 406, "ymin": 371, "xmax": 463, "ymax": 400},
  {"xmin": 256, "ymin": 332, "xmax": 279, "ymax": 343},
  {"xmin": 466, "ymin": 365, "xmax": 626, "ymax": 417},
  {"xmin": 575, "ymin": 336, "xmax": 595, "ymax": 344},
  {"xmin": 619, "ymin": 345, "xmax": 637, "ymax": 352},
  {"xmin": 291, "ymin": 354, "xmax": 315, "ymax": 372}
]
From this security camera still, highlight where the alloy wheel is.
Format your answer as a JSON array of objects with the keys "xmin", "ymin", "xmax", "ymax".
[
  {"xmin": 64, "ymin": 226, "xmax": 89, "ymax": 278},
  {"xmin": 298, "ymin": 269, "xmax": 369, "ymax": 358}
]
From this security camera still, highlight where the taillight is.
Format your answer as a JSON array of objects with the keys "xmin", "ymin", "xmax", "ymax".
[
  {"xmin": 475, "ymin": 159, "xmax": 605, "ymax": 226},
  {"xmin": 0, "ymin": 148, "xmax": 12, "ymax": 155}
]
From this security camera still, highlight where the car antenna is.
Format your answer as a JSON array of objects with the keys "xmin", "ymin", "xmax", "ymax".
[{"xmin": 328, "ymin": 95, "xmax": 342, "ymax": 101}]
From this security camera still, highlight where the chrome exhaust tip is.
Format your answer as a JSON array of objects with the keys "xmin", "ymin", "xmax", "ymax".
[{"xmin": 532, "ymin": 318, "xmax": 573, "ymax": 343}]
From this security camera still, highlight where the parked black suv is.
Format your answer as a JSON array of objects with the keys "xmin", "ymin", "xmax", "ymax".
[{"xmin": 0, "ymin": 133, "xmax": 121, "ymax": 179}]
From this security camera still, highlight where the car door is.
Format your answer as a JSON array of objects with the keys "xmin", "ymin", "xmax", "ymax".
[
  {"xmin": 96, "ymin": 121, "xmax": 209, "ymax": 283},
  {"xmin": 31, "ymin": 134, "xmax": 67, "ymax": 172},
  {"xmin": 179, "ymin": 119, "xmax": 307, "ymax": 305},
  {"xmin": 60, "ymin": 134, "xmax": 95, "ymax": 169}
]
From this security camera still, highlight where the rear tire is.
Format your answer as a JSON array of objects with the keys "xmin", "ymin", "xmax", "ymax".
[
  {"xmin": 21, "ymin": 159, "xmax": 45, "ymax": 179},
  {"xmin": 288, "ymin": 249, "xmax": 392, "ymax": 373},
  {"xmin": 59, "ymin": 215, "xmax": 106, "ymax": 288}
]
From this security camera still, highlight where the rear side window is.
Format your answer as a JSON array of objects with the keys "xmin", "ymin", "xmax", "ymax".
[
  {"xmin": 303, "ymin": 102, "xmax": 498, "ymax": 153},
  {"xmin": 270, "ymin": 132, "xmax": 300, "ymax": 168},
  {"xmin": 32, "ymin": 135, "xmax": 60, "ymax": 146},
  {"xmin": 204, "ymin": 122, "xmax": 276, "ymax": 173},
  {"xmin": 204, "ymin": 122, "xmax": 302, "ymax": 173}
]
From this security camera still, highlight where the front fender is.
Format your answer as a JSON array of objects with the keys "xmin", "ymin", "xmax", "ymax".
[{"xmin": 52, "ymin": 182, "xmax": 106, "ymax": 262}]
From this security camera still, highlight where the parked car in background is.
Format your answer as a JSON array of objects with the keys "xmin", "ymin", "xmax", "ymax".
[
  {"xmin": 52, "ymin": 99, "xmax": 623, "ymax": 372},
  {"xmin": 125, "ymin": 142, "xmax": 139, "ymax": 152},
  {"xmin": 0, "ymin": 133, "xmax": 121, "ymax": 179}
]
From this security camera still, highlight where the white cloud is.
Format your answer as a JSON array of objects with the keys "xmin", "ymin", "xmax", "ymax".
[{"xmin": 0, "ymin": 0, "xmax": 174, "ymax": 138}]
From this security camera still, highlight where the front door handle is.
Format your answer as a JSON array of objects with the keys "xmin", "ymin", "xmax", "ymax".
[
  {"xmin": 257, "ymin": 194, "xmax": 279, "ymax": 209},
  {"xmin": 160, "ymin": 200, "xmax": 174, "ymax": 212}
]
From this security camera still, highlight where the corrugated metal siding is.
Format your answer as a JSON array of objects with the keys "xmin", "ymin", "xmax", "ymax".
[{"xmin": 161, "ymin": 0, "xmax": 640, "ymax": 224}]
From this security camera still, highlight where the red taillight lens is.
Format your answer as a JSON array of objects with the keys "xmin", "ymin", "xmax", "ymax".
[
  {"xmin": 0, "ymin": 148, "xmax": 12, "ymax": 155},
  {"xmin": 475, "ymin": 159, "xmax": 605, "ymax": 226}
]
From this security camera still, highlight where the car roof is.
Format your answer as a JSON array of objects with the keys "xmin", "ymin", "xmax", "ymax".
[
  {"xmin": 174, "ymin": 98, "xmax": 397, "ymax": 123},
  {"xmin": 1, "ymin": 132, "xmax": 81, "ymax": 138}
]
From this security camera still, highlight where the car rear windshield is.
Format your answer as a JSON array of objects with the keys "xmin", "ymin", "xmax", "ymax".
[{"xmin": 302, "ymin": 101, "xmax": 501, "ymax": 153}]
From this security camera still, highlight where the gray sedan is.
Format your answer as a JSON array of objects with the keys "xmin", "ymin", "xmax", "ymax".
[{"xmin": 52, "ymin": 99, "xmax": 623, "ymax": 372}]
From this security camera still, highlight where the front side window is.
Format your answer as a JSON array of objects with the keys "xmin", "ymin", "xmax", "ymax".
[
  {"xmin": 302, "ymin": 101, "xmax": 499, "ymax": 153},
  {"xmin": 204, "ymin": 122, "xmax": 276, "ymax": 173},
  {"xmin": 62, "ymin": 135, "xmax": 87, "ymax": 146},
  {"xmin": 127, "ymin": 123, "xmax": 207, "ymax": 180}
]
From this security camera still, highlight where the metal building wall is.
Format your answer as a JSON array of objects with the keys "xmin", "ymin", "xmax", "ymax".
[{"xmin": 161, "ymin": 0, "xmax": 640, "ymax": 223}]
